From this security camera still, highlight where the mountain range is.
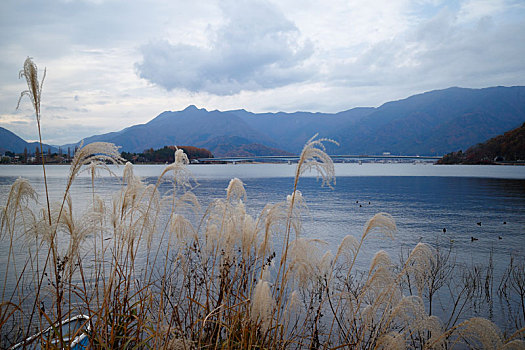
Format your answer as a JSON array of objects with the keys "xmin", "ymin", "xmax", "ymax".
[{"xmin": 2, "ymin": 86, "xmax": 525, "ymax": 157}]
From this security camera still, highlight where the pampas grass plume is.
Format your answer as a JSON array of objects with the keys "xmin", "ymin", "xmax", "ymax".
[
  {"xmin": 17, "ymin": 57, "xmax": 45, "ymax": 121},
  {"xmin": 252, "ymin": 267, "xmax": 275, "ymax": 331},
  {"xmin": 453, "ymin": 317, "xmax": 503, "ymax": 349},
  {"xmin": 377, "ymin": 332, "xmax": 405, "ymax": 350},
  {"xmin": 1, "ymin": 178, "xmax": 37, "ymax": 238},
  {"xmin": 296, "ymin": 134, "xmax": 337, "ymax": 188},
  {"xmin": 335, "ymin": 234, "xmax": 360, "ymax": 265},
  {"xmin": 226, "ymin": 178, "xmax": 246, "ymax": 202},
  {"xmin": 362, "ymin": 212, "xmax": 396, "ymax": 241}
]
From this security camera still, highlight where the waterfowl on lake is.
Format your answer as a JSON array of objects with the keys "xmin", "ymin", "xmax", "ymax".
[
  {"xmin": 477, "ymin": 222, "xmax": 482, "ymax": 226},
  {"xmin": 471, "ymin": 236, "xmax": 478, "ymax": 241},
  {"xmin": 442, "ymin": 228, "xmax": 447, "ymax": 233}
]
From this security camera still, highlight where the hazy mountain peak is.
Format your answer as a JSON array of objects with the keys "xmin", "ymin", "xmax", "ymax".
[{"xmin": 183, "ymin": 105, "xmax": 206, "ymax": 112}]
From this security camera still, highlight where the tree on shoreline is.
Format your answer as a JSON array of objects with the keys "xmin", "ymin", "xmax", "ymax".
[{"xmin": 122, "ymin": 145, "xmax": 213, "ymax": 163}]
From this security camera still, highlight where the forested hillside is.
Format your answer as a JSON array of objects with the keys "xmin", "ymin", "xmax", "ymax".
[{"xmin": 438, "ymin": 122, "xmax": 525, "ymax": 164}]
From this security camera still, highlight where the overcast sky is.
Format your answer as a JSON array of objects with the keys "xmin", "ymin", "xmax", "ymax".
[{"xmin": 1, "ymin": 0, "xmax": 524, "ymax": 145}]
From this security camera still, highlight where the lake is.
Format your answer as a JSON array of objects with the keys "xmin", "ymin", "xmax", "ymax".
[
  {"xmin": 1, "ymin": 163, "xmax": 524, "ymax": 264},
  {"xmin": 1, "ymin": 162, "xmax": 524, "ymax": 333}
]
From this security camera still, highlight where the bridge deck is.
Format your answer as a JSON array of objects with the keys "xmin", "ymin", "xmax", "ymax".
[{"xmin": 196, "ymin": 154, "xmax": 441, "ymax": 163}]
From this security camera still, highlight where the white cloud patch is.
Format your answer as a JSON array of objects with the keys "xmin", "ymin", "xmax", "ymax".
[
  {"xmin": 136, "ymin": 0, "xmax": 314, "ymax": 95},
  {"xmin": 326, "ymin": 4, "xmax": 525, "ymax": 92}
]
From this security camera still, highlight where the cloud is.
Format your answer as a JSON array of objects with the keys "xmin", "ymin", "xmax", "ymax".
[
  {"xmin": 136, "ymin": 0, "xmax": 314, "ymax": 95},
  {"xmin": 457, "ymin": 0, "xmax": 507, "ymax": 22},
  {"xmin": 326, "ymin": 4, "xmax": 525, "ymax": 93}
]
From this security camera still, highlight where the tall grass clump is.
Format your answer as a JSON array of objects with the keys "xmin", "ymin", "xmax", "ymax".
[{"xmin": 1, "ymin": 58, "xmax": 525, "ymax": 349}]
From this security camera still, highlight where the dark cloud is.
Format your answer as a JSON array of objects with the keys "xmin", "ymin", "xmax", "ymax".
[{"xmin": 136, "ymin": 0, "xmax": 314, "ymax": 95}]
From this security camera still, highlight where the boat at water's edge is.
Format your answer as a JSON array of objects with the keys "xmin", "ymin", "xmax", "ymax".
[{"xmin": 10, "ymin": 315, "xmax": 90, "ymax": 349}]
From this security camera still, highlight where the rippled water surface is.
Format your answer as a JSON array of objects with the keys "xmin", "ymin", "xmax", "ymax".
[{"xmin": 1, "ymin": 163, "xmax": 524, "ymax": 267}]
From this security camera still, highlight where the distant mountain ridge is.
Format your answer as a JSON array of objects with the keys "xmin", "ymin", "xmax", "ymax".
[
  {"xmin": 2, "ymin": 86, "xmax": 525, "ymax": 157},
  {"xmin": 335, "ymin": 86, "xmax": 525, "ymax": 155},
  {"xmin": 65, "ymin": 106, "xmax": 283, "ymax": 156},
  {"xmin": 0, "ymin": 127, "xmax": 57, "ymax": 154}
]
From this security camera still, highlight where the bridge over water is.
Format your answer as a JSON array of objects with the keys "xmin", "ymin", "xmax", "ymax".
[{"xmin": 196, "ymin": 154, "xmax": 442, "ymax": 163}]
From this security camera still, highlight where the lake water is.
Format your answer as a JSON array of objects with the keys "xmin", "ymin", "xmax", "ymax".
[
  {"xmin": 1, "ymin": 163, "xmax": 524, "ymax": 264},
  {"xmin": 1, "ymin": 163, "xmax": 524, "ymax": 332},
  {"xmin": 1, "ymin": 163, "xmax": 523, "ymax": 254}
]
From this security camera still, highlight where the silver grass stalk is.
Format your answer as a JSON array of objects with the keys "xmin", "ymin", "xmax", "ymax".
[
  {"xmin": 240, "ymin": 210, "xmax": 257, "ymax": 259},
  {"xmin": 158, "ymin": 149, "xmax": 195, "ymax": 193},
  {"xmin": 17, "ymin": 58, "xmax": 45, "ymax": 122},
  {"xmin": 0, "ymin": 178, "xmax": 37, "ymax": 239},
  {"xmin": 340, "ymin": 213, "xmax": 396, "ymax": 284},
  {"xmin": 169, "ymin": 213, "xmax": 196, "ymax": 244},
  {"xmin": 112, "ymin": 164, "xmax": 160, "ymax": 249},
  {"xmin": 226, "ymin": 178, "xmax": 246, "ymax": 202},
  {"xmin": 69, "ymin": 142, "xmax": 124, "ymax": 185},
  {"xmin": 286, "ymin": 190, "xmax": 307, "ymax": 238},
  {"xmin": 174, "ymin": 147, "xmax": 188, "ymax": 164},
  {"xmin": 376, "ymin": 332, "xmax": 406, "ymax": 350},
  {"xmin": 365, "ymin": 264, "xmax": 396, "ymax": 300},
  {"xmin": 424, "ymin": 315, "xmax": 445, "ymax": 348},
  {"xmin": 257, "ymin": 201, "xmax": 287, "ymax": 257},
  {"xmin": 343, "ymin": 290, "xmax": 358, "ymax": 322},
  {"xmin": 227, "ymin": 201, "xmax": 256, "ymax": 259},
  {"xmin": 174, "ymin": 191, "xmax": 201, "ymax": 214},
  {"xmin": 1, "ymin": 177, "xmax": 38, "ymax": 302},
  {"xmin": 390, "ymin": 295, "xmax": 427, "ymax": 328},
  {"xmin": 57, "ymin": 194, "xmax": 104, "ymax": 276},
  {"xmin": 284, "ymin": 290, "xmax": 300, "ymax": 319},
  {"xmin": 451, "ymin": 317, "xmax": 503, "ymax": 349},
  {"xmin": 361, "ymin": 303, "xmax": 376, "ymax": 328},
  {"xmin": 251, "ymin": 267, "xmax": 275, "ymax": 331},
  {"xmin": 295, "ymin": 134, "xmax": 337, "ymax": 188},
  {"xmin": 29, "ymin": 204, "xmax": 59, "ymax": 247},
  {"xmin": 275, "ymin": 135, "xmax": 337, "ymax": 302},
  {"xmin": 335, "ymin": 234, "xmax": 360, "ymax": 266},
  {"xmin": 17, "ymin": 58, "xmax": 51, "ymax": 225},
  {"xmin": 362, "ymin": 212, "xmax": 396, "ymax": 241},
  {"xmin": 223, "ymin": 202, "xmax": 243, "ymax": 258},
  {"xmin": 92, "ymin": 194, "xmax": 106, "ymax": 218},
  {"xmin": 203, "ymin": 186, "xmax": 257, "ymax": 261},
  {"xmin": 368, "ymin": 250, "xmax": 393, "ymax": 276},
  {"xmin": 203, "ymin": 199, "xmax": 228, "ymax": 257},
  {"xmin": 320, "ymin": 250, "xmax": 335, "ymax": 280},
  {"xmin": 204, "ymin": 222, "xmax": 219, "ymax": 259},
  {"xmin": 405, "ymin": 242, "xmax": 437, "ymax": 297},
  {"xmin": 289, "ymin": 238, "xmax": 329, "ymax": 288}
]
